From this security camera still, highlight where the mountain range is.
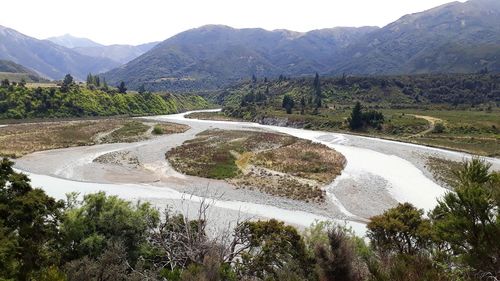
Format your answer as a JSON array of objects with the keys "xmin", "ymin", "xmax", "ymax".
[
  {"xmin": 0, "ymin": 0, "xmax": 498, "ymax": 89},
  {"xmin": 0, "ymin": 30, "xmax": 157, "ymax": 81},
  {"xmin": 103, "ymin": 0, "xmax": 500, "ymax": 91},
  {"xmin": 0, "ymin": 26, "xmax": 120, "ymax": 80},
  {"xmin": 47, "ymin": 34, "xmax": 158, "ymax": 64}
]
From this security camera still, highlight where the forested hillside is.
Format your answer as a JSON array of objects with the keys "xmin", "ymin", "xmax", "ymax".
[
  {"xmin": 0, "ymin": 78, "xmax": 209, "ymax": 119},
  {"xmin": 219, "ymin": 73, "xmax": 500, "ymax": 108}
]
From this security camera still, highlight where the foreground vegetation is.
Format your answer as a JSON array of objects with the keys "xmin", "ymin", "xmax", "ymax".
[
  {"xmin": 0, "ymin": 75, "xmax": 210, "ymax": 120},
  {"xmin": 0, "ymin": 157, "xmax": 498, "ymax": 280},
  {"xmin": 0, "ymin": 119, "xmax": 189, "ymax": 158},
  {"xmin": 167, "ymin": 129, "xmax": 345, "ymax": 202},
  {"xmin": 210, "ymin": 73, "xmax": 500, "ymax": 156}
]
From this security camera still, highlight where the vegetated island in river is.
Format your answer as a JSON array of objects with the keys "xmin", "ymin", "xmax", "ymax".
[{"xmin": 167, "ymin": 129, "xmax": 346, "ymax": 203}]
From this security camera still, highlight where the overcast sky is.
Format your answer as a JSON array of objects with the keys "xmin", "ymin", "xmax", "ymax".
[{"xmin": 1, "ymin": 0, "xmax": 464, "ymax": 45}]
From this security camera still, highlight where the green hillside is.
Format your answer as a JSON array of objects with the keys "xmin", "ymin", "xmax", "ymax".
[
  {"xmin": 0, "ymin": 60, "xmax": 47, "ymax": 83},
  {"xmin": 0, "ymin": 82, "xmax": 210, "ymax": 119}
]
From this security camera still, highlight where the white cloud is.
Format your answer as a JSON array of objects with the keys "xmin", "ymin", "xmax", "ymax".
[{"xmin": 0, "ymin": 0, "xmax": 465, "ymax": 45}]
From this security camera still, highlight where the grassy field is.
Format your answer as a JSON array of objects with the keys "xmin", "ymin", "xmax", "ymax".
[
  {"xmin": 166, "ymin": 129, "xmax": 345, "ymax": 202},
  {"xmin": 189, "ymin": 108, "xmax": 499, "ymax": 157},
  {"xmin": 0, "ymin": 119, "xmax": 190, "ymax": 158}
]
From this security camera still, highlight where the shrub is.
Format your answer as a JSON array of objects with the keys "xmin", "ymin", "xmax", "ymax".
[
  {"xmin": 433, "ymin": 122, "xmax": 446, "ymax": 133},
  {"xmin": 152, "ymin": 124, "xmax": 164, "ymax": 135}
]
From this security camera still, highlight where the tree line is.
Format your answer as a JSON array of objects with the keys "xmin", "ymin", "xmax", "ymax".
[{"xmin": 1, "ymin": 156, "xmax": 498, "ymax": 280}]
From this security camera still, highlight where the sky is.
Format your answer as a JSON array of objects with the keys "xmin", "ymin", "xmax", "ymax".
[{"xmin": 0, "ymin": 0, "xmax": 465, "ymax": 46}]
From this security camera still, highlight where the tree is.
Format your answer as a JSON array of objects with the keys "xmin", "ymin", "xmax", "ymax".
[
  {"xmin": 313, "ymin": 73, "xmax": 322, "ymax": 110},
  {"xmin": 232, "ymin": 220, "xmax": 311, "ymax": 280},
  {"xmin": 60, "ymin": 192, "xmax": 159, "ymax": 265},
  {"xmin": 340, "ymin": 73, "xmax": 347, "ymax": 85},
  {"xmin": 137, "ymin": 84, "xmax": 146, "ymax": 94},
  {"xmin": 86, "ymin": 73, "xmax": 93, "ymax": 86},
  {"xmin": 348, "ymin": 102, "xmax": 363, "ymax": 130},
  {"xmin": 61, "ymin": 74, "xmax": 74, "ymax": 93},
  {"xmin": 367, "ymin": 203, "xmax": 433, "ymax": 256},
  {"xmin": 1, "ymin": 79, "xmax": 9, "ymax": 87},
  {"xmin": 430, "ymin": 158, "xmax": 500, "ymax": 278},
  {"xmin": 0, "ymin": 158, "xmax": 64, "ymax": 280},
  {"xmin": 241, "ymin": 91, "xmax": 256, "ymax": 107},
  {"xmin": 64, "ymin": 242, "xmax": 149, "ymax": 281},
  {"xmin": 102, "ymin": 77, "xmax": 109, "ymax": 91},
  {"xmin": 282, "ymin": 95, "xmax": 295, "ymax": 114},
  {"xmin": 315, "ymin": 228, "xmax": 361, "ymax": 281},
  {"xmin": 117, "ymin": 81, "xmax": 127, "ymax": 93},
  {"xmin": 362, "ymin": 110, "xmax": 384, "ymax": 128},
  {"xmin": 300, "ymin": 96, "xmax": 306, "ymax": 115}
]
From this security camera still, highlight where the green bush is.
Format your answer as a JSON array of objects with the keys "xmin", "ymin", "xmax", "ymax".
[
  {"xmin": 433, "ymin": 122, "xmax": 446, "ymax": 133},
  {"xmin": 152, "ymin": 124, "xmax": 164, "ymax": 135}
]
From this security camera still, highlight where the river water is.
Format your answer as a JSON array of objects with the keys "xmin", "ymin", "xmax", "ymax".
[{"xmin": 13, "ymin": 110, "xmax": 500, "ymax": 236}]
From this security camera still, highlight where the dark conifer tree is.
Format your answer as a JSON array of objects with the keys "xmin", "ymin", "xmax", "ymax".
[
  {"xmin": 117, "ymin": 81, "xmax": 127, "ymax": 93},
  {"xmin": 348, "ymin": 102, "xmax": 363, "ymax": 130}
]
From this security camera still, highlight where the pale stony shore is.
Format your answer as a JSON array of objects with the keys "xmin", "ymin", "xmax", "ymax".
[{"xmin": 13, "ymin": 110, "xmax": 499, "ymax": 236}]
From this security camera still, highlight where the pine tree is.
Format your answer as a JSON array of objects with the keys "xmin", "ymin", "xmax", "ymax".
[
  {"xmin": 61, "ymin": 74, "xmax": 74, "ymax": 93},
  {"xmin": 86, "ymin": 73, "xmax": 93, "ymax": 85},
  {"xmin": 117, "ymin": 81, "xmax": 127, "ymax": 94},
  {"xmin": 313, "ymin": 73, "xmax": 322, "ymax": 111},
  {"xmin": 282, "ymin": 95, "xmax": 295, "ymax": 114},
  {"xmin": 300, "ymin": 96, "xmax": 306, "ymax": 115},
  {"xmin": 138, "ymin": 84, "xmax": 146, "ymax": 94},
  {"xmin": 348, "ymin": 102, "xmax": 363, "ymax": 130},
  {"xmin": 102, "ymin": 77, "xmax": 108, "ymax": 90},
  {"xmin": 1, "ymin": 79, "xmax": 9, "ymax": 87}
]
